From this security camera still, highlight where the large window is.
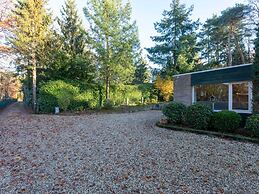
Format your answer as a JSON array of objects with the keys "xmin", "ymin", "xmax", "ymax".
[
  {"xmin": 232, "ymin": 83, "xmax": 249, "ymax": 110},
  {"xmin": 193, "ymin": 82, "xmax": 252, "ymax": 113},
  {"xmin": 194, "ymin": 84, "xmax": 228, "ymax": 110}
]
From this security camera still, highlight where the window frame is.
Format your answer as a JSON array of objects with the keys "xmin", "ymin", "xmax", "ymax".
[{"xmin": 192, "ymin": 81, "xmax": 253, "ymax": 114}]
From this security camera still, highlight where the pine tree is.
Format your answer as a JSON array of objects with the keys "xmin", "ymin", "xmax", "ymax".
[
  {"xmin": 58, "ymin": 0, "xmax": 86, "ymax": 56},
  {"xmin": 198, "ymin": 15, "xmax": 229, "ymax": 69},
  {"xmin": 11, "ymin": 0, "xmax": 51, "ymax": 112},
  {"xmin": 133, "ymin": 57, "xmax": 151, "ymax": 84},
  {"xmin": 146, "ymin": 0, "xmax": 199, "ymax": 75},
  {"xmin": 84, "ymin": 0, "xmax": 139, "ymax": 99},
  {"xmin": 43, "ymin": 0, "xmax": 95, "ymax": 84},
  {"xmin": 253, "ymin": 27, "xmax": 259, "ymax": 113},
  {"xmin": 216, "ymin": 4, "xmax": 249, "ymax": 66}
]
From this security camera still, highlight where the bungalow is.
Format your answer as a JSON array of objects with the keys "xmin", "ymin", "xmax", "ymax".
[{"xmin": 173, "ymin": 64, "xmax": 253, "ymax": 114}]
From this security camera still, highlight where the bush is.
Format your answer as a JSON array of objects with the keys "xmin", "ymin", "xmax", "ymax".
[
  {"xmin": 0, "ymin": 98, "xmax": 17, "ymax": 109},
  {"xmin": 69, "ymin": 91, "xmax": 95, "ymax": 111},
  {"xmin": 185, "ymin": 104, "xmax": 213, "ymax": 130},
  {"xmin": 38, "ymin": 80, "xmax": 80, "ymax": 113},
  {"xmin": 245, "ymin": 115, "xmax": 259, "ymax": 137},
  {"xmin": 103, "ymin": 99, "xmax": 114, "ymax": 109},
  {"xmin": 57, "ymin": 92, "xmax": 71, "ymax": 111},
  {"xmin": 162, "ymin": 102, "xmax": 186, "ymax": 124},
  {"xmin": 212, "ymin": 111, "xmax": 241, "ymax": 132}
]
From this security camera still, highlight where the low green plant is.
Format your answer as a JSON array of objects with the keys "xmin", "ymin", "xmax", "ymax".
[
  {"xmin": 162, "ymin": 102, "xmax": 186, "ymax": 124},
  {"xmin": 103, "ymin": 99, "xmax": 114, "ymax": 109},
  {"xmin": 70, "ymin": 91, "xmax": 97, "ymax": 110},
  {"xmin": 39, "ymin": 80, "xmax": 79, "ymax": 113},
  {"xmin": 185, "ymin": 104, "xmax": 213, "ymax": 130},
  {"xmin": 212, "ymin": 110, "xmax": 241, "ymax": 132},
  {"xmin": 0, "ymin": 98, "xmax": 17, "ymax": 109},
  {"xmin": 57, "ymin": 92, "xmax": 71, "ymax": 111},
  {"xmin": 245, "ymin": 115, "xmax": 259, "ymax": 137}
]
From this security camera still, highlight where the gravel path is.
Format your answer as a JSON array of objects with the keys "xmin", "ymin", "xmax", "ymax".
[{"xmin": 0, "ymin": 104, "xmax": 258, "ymax": 193}]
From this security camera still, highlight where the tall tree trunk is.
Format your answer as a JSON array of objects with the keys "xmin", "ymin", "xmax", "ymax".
[
  {"xmin": 105, "ymin": 76, "xmax": 110, "ymax": 100},
  {"xmin": 227, "ymin": 32, "xmax": 233, "ymax": 66},
  {"xmin": 31, "ymin": 53, "xmax": 37, "ymax": 113},
  {"xmin": 98, "ymin": 82, "xmax": 102, "ymax": 107},
  {"xmin": 233, "ymin": 34, "xmax": 245, "ymax": 64},
  {"xmin": 247, "ymin": 37, "xmax": 251, "ymax": 63},
  {"xmin": 105, "ymin": 35, "xmax": 110, "ymax": 100}
]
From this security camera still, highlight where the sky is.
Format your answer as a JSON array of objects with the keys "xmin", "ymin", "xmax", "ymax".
[{"xmin": 48, "ymin": 0, "xmax": 245, "ymax": 55}]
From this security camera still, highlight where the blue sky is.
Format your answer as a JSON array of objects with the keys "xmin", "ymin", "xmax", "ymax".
[{"xmin": 48, "ymin": 0, "xmax": 245, "ymax": 54}]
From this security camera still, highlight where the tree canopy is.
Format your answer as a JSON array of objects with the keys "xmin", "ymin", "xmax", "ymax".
[
  {"xmin": 84, "ymin": 0, "xmax": 140, "ymax": 99},
  {"xmin": 146, "ymin": 0, "xmax": 199, "ymax": 75}
]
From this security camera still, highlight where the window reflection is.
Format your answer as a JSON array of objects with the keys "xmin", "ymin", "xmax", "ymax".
[
  {"xmin": 195, "ymin": 84, "xmax": 228, "ymax": 110},
  {"xmin": 232, "ymin": 83, "xmax": 249, "ymax": 110}
]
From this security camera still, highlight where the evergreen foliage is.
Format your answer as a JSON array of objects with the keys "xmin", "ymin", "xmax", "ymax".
[
  {"xmin": 146, "ymin": 0, "xmax": 199, "ymax": 75},
  {"xmin": 11, "ymin": 0, "xmax": 51, "ymax": 112},
  {"xmin": 253, "ymin": 27, "xmax": 259, "ymax": 113},
  {"xmin": 44, "ymin": 0, "xmax": 95, "ymax": 84},
  {"xmin": 133, "ymin": 57, "xmax": 151, "ymax": 84}
]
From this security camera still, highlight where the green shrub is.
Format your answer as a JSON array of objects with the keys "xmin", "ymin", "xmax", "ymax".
[
  {"xmin": 162, "ymin": 102, "xmax": 186, "ymax": 124},
  {"xmin": 0, "ymin": 98, "xmax": 17, "ymax": 109},
  {"xmin": 245, "ymin": 115, "xmax": 259, "ymax": 137},
  {"xmin": 212, "ymin": 110, "xmax": 241, "ymax": 132},
  {"xmin": 69, "ymin": 91, "xmax": 94, "ymax": 111},
  {"xmin": 185, "ymin": 104, "xmax": 213, "ymax": 130},
  {"xmin": 39, "ymin": 80, "xmax": 80, "ymax": 113},
  {"xmin": 88, "ymin": 99, "xmax": 98, "ymax": 109},
  {"xmin": 57, "ymin": 92, "xmax": 71, "ymax": 111},
  {"xmin": 103, "ymin": 99, "xmax": 114, "ymax": 109}
]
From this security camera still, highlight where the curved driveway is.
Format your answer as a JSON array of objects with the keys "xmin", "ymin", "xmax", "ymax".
[{"xmin": 0, "ymin": 104, "xmax": 258, "ymax": 193}]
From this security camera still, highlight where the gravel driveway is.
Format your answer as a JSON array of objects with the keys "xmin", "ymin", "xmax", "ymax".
[{"xmin": 0, "ymin": 104, "xmax": 258, "ymax": 193}]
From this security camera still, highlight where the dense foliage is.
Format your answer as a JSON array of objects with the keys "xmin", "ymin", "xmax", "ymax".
[
  {"xmin": 4, "ymin": 0, "xmax": 259, "ymax": 113},
  {"xmin": 0, "ymin": 98, "xmax": 17, "ymax": 109},
  {"xmin": 148, "ymin": 2, "xmax": 256, "ymax": 73},
  {"xmin": 162, "ymin": 102, "xmax": 186, "ymax": 124},
  {"xmin": 84, "ymin": 0, "xmax": 140, "ymax": 100},
  {"xmin": 253, "ymin": 27, "xmax": 259, "ymax": 113},
  {"xmin": 11, "ymin": 0, "xmax": 51, "ymax": 112},
  {"xmin": 245, "ymin": 115, "xmax": 259, "ymax": 137},
  {"xmin": 38, "ymin": 80, "xmax": 97, "ymax": 113},
  {"xmin": 147, "ymin": 0, "xmax": 199, "ymax": 75},
  {"xmin": 154, "ymin": 76, "xmax": 173, "ymax": 101},
  {"xmin": 185, "ymin": 104, "xmax": 213, "ymax": 130},
  {"xmin": 212, "ymin": 111, "xmax": 241, "ymax": 132}
]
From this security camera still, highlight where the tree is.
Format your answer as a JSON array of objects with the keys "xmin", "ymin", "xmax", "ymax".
[
  {"xmin": 133, "ymin": 57, "xmax": 151, "ymax": 84},
  {"xmin": 154, "ymin": 75, "xmax": 173, "ymax": 101},
  {"xmin": 11, "ymin": 0, "xmax": 51, "ymax": 112},
  {"xmin": 58, "ymin": 0, "xmax": 86, "ymax": 56},
  {"xmin": 198, "ymin": 15, "xmax": 229, "ymax": 69},
  {"xmin": 253, "ymin": 27, "xmax": 259, "ymax": 113},
  {"xmin": 198, "ymin": 4, "xmax": 254, "ymax": 70},
  {"xmin": 0, "ymin": 0, "xmax": 14, "ymax": 63},
  {"xmin": 248, "ymin": 0, "xmax": 259, "ymax": 25},
  {"xmin": 0, "ymin": 70, "xmax": 21, "ymax": 100},
  {"xmin": 146, "ymin": 0, "xmax": 199, "ymax": 75},
  {"xmin": 84, "ymin": 0, "xmax": 139, "ymax": 99},
  {"xmin": 217, "ymin": 4, "xmax": 250, "ymax": 66},
  {"xmin": 44, "ymin": 0, "xmax": 95, "ymax": 84}
]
